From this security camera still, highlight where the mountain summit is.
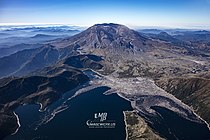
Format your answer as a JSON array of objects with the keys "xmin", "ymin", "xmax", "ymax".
[
  {"xmin": 0, "ymin": 23, "xmax": 206, "ymax": 78},
  {"xmin": 52, "ymin": 23, "xmax": 151, "ymax": 53}
]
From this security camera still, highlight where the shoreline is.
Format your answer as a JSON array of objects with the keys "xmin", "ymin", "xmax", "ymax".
[
  {"xmin": 153, "ymin": 82, "xmax": 210, "ymax": 130},
  {"xmin": 37, "ymin": 102, "xmax": 47, "ymax": 112},
  {"xmin": 90, "ymin": 69, "xmax": 210, "ymax": 132},
  {"xmin": 190, "ymin": 108, "xmax": 210, "ymax": 130},
  {"xmin": 11, "ymin": 112, "xmax": 20, "ymax": 135},
  {"xmin": 117, "ymin": 90, "xmax": 210, "ymax": 131},
  {"xmin": 114, "ymin": 77, "xmax": 210, "ymax": 131},
  {"xmin": 123, "ymin": 111, "xmax": 129, "ymax": 140}
]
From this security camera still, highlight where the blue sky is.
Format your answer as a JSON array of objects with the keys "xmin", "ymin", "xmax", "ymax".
[{"xmin": 0, "ymin": 0, "xmax": 210, "ymax": 29}]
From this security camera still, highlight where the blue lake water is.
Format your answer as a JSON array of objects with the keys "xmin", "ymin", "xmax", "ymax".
[
  {"xmin": 5, "ymin": 74, "xmax": 210, "ymax": 140},
  {"xmin": 6, "ymin": 86, "xmax": 133, "ymax": 140},
  {"xmin": 149, "ymin": 106, "xmax": 210, "ymax": 140}
]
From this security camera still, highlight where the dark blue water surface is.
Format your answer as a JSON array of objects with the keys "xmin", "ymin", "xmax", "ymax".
[
  {"xmin": 5, "ymin": 85, "xmax": 210, "ymax": 140},
  {"xmin": 6, "ymin": 86, "xmax": 133, "ymax": 140},
  {"xmin": 149, "ymin": 106, "xmax": 210, "ymax": 140}
]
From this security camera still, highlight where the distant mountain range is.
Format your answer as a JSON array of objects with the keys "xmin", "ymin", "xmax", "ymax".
[
  {"xmin": 0, "ymin": 25, "xmax": 83, "ymax": 48},
  {"xmin": 0, "ymin": 25, "xmax": 84, "ymax": 32}
]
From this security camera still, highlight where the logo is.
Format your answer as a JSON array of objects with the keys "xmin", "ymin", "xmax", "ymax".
[
  {"xmin": 86, "ymin": 112, "xmax": 116, "ymax": 128},
  {"xmin": 94, "ymin": 112, "xmax": 107, "ymax": 122}
]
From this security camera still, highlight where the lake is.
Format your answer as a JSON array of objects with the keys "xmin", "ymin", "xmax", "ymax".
[
  {"xmin": 6, "ymin": 86, "xmax": 133, "ymax": 140},
  {"xmin": 149, "ymin": 106, "xmax": 210, "ymax": 140}
]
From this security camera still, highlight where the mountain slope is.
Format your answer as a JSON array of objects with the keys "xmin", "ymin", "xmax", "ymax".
[
  {"xmin": 0, "ymin": 52, "xmax": 106, "ymax": 139},
  {"xmin": 63, "ymin": 54, "xmax": 103, "ymax": 70},
  {"xmin": 155, "ymin": 74, "xmax": 210, "ymax": 125},
  {"xmin": 0, "ymin": 45, "xmax": 60, "ymax": 78},
  {"xmin": 52, "ymin": 23, "xmax": 150, "ymax": 51},
  {"xmin": 0, "ymin": 43, "xmax": 42, "ymax": 58},
  {"xmin": 0, "ymin": 64, "xmax": 89, "ymax": 139},
  {"xmin": 1, "ymin": 23, "xmax": 209, "ymax": 78}
]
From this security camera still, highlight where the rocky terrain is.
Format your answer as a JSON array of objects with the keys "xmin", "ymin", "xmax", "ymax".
[
  {"xmin": 155, "ymin": 73, "xmax": 210, "ymax": 125},
  {"xmin": 85, "ymin": 70, "xmax": 210, "ymax": 139},
  {"xmin": 53, "ymin": 23, "xmax": 209, "ymax": 78},
  {"xmin": 124, "ymin": 111, "xmax": 165, "ymax": 140},
  {"xmin": 1, "ymin": 23, "xmax": 210, "ymax": 139}
]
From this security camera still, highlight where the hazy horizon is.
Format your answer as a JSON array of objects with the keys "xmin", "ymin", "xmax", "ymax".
[
  {"xmin": 0, "ymin": 23, "xmax": 209, "ymax": 31},
  {"xmin": 0, "ymin": 0, "xmax": 210, "ymax": 29}
]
